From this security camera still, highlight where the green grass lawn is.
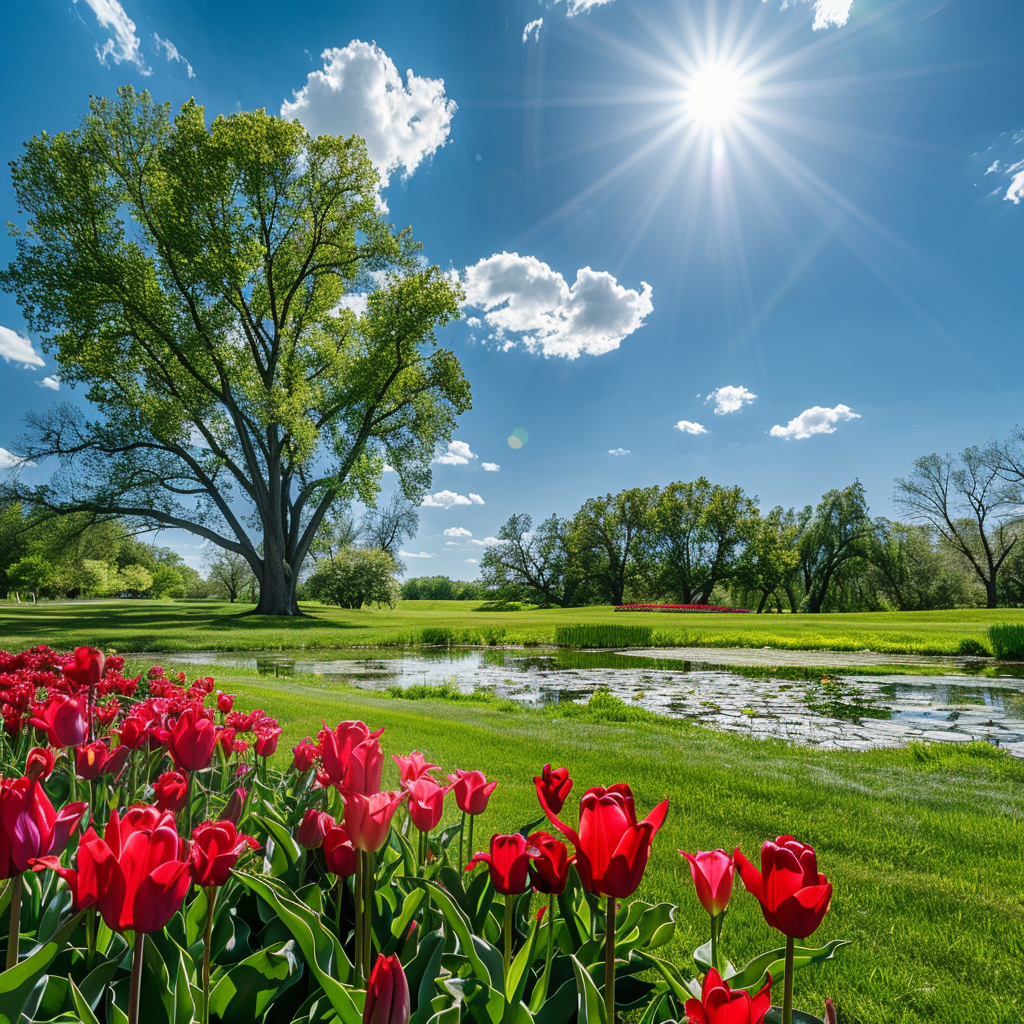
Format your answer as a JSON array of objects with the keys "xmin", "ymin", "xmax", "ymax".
[
  {"xmin": 187, "ymin": 666, "xmax": 1023, "ymax": 1024},
  {"xmin": 1, "ymin": 598, "xmax": 1022, "ymax": 655}
]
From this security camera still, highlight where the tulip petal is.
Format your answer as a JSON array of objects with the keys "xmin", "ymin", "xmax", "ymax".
[
  {"xmin": 733, "ymin": 848, "xmax": 764, "ymax": 904},
  {"xmin": 132, "ymin": 860, "xmax": 192, "ymax": 933}
]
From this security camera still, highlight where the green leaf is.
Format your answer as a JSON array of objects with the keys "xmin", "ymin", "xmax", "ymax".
[
  {"xmin": 233, "ymin": 871, "xmax": 361, "ymax": 1024},
  {"xmin": 444, "ymin": 977, "xmax": 504, "ymax": 1024},
  {"xmin": 425, "ymin": 1010, "xmax": 462, "ymax": 1024},
  {"xmin": 173, "ymin": 945, "xmax": 199, "ymax": 1024},
  {"xmin": 504, "ymin": 911, "xmax": 539, "ymax": 1006},
  {"xmin": 533, "ymin": 978, "xmax": 577, "ymax": 1024},
  {"xmin": 257, "ymin": 816, "xmax": 304, "ymax": 883},
  {"xmin": 405, "ymin": 931, "xmax": 445, "ymax": 1017},
  {"xmin": 414, "ymin": 880, "xmax": 499, "ymax": 989},
  {"xmin": 383, "ymin": 887, "xmax": 425, "ymax": 957},
  {"xmin": 186, "ymin": 888, "xmax": 210, "ymax": 948},
  {"xmin": 764, "ymin": 1009, "xmax": 825, "ymax": 1024},
  {"xmin": 724, "ymin": 940, "xmax": 852, "ymax": 993},
  {"xmin": 68, "ymin": 976, "xmax": 102, "ymax": 1024},
  {"xmin": 691, "ymin": 940, "xmax": 735, "ymax": 979},
  {"xmin": 570, "ymin": 954, "xmax": 606, "ymax": 1024},
  {"xmin": 209, "ymin": 939, "xmax": 303, "ymax": 1023},
  {"xmin": 645, "ymin": 952, "xmax": 700, "ymax": 1003},
  {"xmin": 0, "ymin": 911, "xmax": 83, "ymax": 1024}
]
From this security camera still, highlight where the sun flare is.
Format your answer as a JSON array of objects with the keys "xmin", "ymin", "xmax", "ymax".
[{"xmin": 686, "ymin": 65, "xmax": 743, "ymax": 127}]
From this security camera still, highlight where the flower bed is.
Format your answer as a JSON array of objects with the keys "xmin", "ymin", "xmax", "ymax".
[
  {"xmin": 0, "ymin": 644, "xmax": 847, "ymax": 1024},
  {"xmin": 616, "ymin": 604, "xmax": 752, "ymax": 613}
]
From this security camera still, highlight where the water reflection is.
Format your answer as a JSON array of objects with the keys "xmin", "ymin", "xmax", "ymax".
[{"xmin": 171, "ymin": 647, "xmax": 1024, "ymax": 756}]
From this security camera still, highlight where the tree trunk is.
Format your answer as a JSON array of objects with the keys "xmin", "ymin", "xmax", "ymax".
[
  {"xmin": 756, "ymin": 591, "xmax": 768, "ymax": 614},
  {"xmin": 254, "ymin": 560, "xmax": 300, "ymax": 616},
  {"xmin": 986, "ymin": 580, "xmax": 998, "ymax": 609}
]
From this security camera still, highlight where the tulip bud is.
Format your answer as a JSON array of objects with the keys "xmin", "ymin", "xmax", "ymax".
[
  {"xmin": 217, "ymin": 692, "xmax": 235, "ymax": 714},
  {"xmin": 323, "ymin": 824, "xmax": 357, "ymax": 877},
  {"xmin": 219, "ymin": 787, "xmax": 248, "ymax": 825},
  {"xmin": 26, "ymin": 747, "xmax": 54, "ymax": 781},
  {"xmin": 153, "ymin": 770, "xmax": 189, "ymax": 814},
  {"xmin": 825, "ymin": 998, "xmax": 837, "ymax": 1024},
  {"xmin": 296, "ymin": 808, "xmax": 333, "ymax": 850},
  {"xmin": 363, "ymin": 954, "xmax": 410, "ymax": 1024}
]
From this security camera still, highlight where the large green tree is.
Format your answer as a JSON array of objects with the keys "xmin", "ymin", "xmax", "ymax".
[{"xmin": 1, "ymin": 88, "xmax": 470, "ymax": 614}]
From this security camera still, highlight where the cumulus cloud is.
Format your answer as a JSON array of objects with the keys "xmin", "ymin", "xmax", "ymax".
[
  {"xmin": 608, "ymin": 448, "xmax": 630, "ymax": 456},
  {"xmin": 482, "ymin": 462, "xmax": 500, "ymax": 472},
  {"xmin": 444, "ymin": 527, "xmax": 473, "ymax": 538},
  {"xmin": 0, "ymin": 326, "xmax": 45, "ymax": 369},
  {"xmin": 0, "ymin": 448, "xmax": 34, "ymax": 470},
  {"xmin": 38, "ymin": 376, "xmax": 60, "ymax": 391},
  {"xmin": 76, "ymin": 0, "xmax": 149, "ymax": 72},
  {"xmin": 333, "ymin": 293, "xmax": 369, "ymax": 318},
  {"xmin": 770, "ymin": 404, "xmax": 860, "ymax": 440},
  {"xmin": 978, "ymin": 131, "xmax": 1024, "ymax": 204},
  {"xmin": 399, "ymin": 550, "xmax": 434, "ymax": 559},
  {"xmin": 707, "ymin": 385, "xmax": 757, "ymax": 415},
  {"xmin": 469, "ymin": 537, "xmax": 500, "ymax": 547},
  {"xmin": 1006, "ymin": 164, "xmax": 1024, "ymax": 204},
  {"xmin": 675, "ymin": 420, "xmax": 708, "ymax": 435},
  {"xmin": 421, "ymin": 490, "xmax": 485, "ymax": 508},
  {"xmin": 281, "ymin": 41, "xmax": 456, "ymax": 189},
  {"xmin": 153, "ymin": 34, "xmax": 193, "ymax": 77},
  {"xmin": 523, "ymin": 19, "xmax": 544, "ymax": 42},
  {"xmin": 463, "ymin": 252, "xmax": 653, "ymax": 359},
  {"xmin": 433, "ymin": 440, "xmax": 478, "ymax": 466}
]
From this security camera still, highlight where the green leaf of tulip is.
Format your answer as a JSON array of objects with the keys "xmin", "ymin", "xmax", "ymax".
[
  {"xmin": 208, "ymin": 940, "xmax": 303, "ymax": 1023},
  {"xmin": 570, "ymin": 954, "xmax": 607, "ymax": 1024},
  {"xmin": 710, "ymin": 939, "xmax": 852, "ymax": 993},
  {"xmin": 0, "ymin": 912, "xmax": 84, "ymax": 1024}
]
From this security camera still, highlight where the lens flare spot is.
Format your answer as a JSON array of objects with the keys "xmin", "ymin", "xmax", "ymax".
[{"xmin": 687, "ymin": 66, "xmax": 743, "ymax": 126}]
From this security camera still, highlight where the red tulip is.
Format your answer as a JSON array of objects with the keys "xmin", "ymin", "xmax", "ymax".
[
  {"xmin": 253, "ymin": 721, "xmax": 282, "ymax": 758},
  {"xmin": 0, "ymin": 775, "xmax": 86, "ymax": 877},
  {"xmin": 680, "ymin": 849, "xmax": 734, "ymax": 918},
  {"xmin": 446, "ymin": 769, "xmax": 497, "ymax": 815},
  {"xmin": 217, "ymin": 727, "xmax": 237, "ymax": 755},
  {"xmin": 216, "ymin": 692, "xmax": 235, "ymax": 714},
  {"xmin": 342, "ymin": 735, "xmax": 383, "ymax": 795},
  {"xmin": 393, "ymin": 751, "xmax": 441, "ymax": 784},
  {"xmin": 153, "ymin": 770, "xmax": 189, "ymax": 814},
  {"xmin": 734, "ymin": 836, "xmax": 832, "ymax": 940},
  {"xmin": 61, "ymin": 646, "xmax": 105, "ymax": 689},
  {"xmin": 466, "ymin": 833, "xmax": 539, "ymax": 896},
  {"xmin": 75, "ymin": 740, "xmax": 129, "ymax": 781},
  {"xmin": 92, "ymin": 806, "xmax": 192, "ymax": 933},
  {"xmin": 344, "ymin": 791, "xmax": 407, "ymax": 853},
  {"xmin": 540, "ymin": 783, "xmax": 668, "ymax": 899},
  {"xmin": 31, "ymin": 825, "xmax": 103, "ymax": 910},
  {"xmin": 405, "ymin": 778, "xmax": 449, "ymax": 833},
  {"xmin": 117, "ymin": 715, "xmax": 151, "ymax": 750},
  {"xmin": 165, "ymin": 706, "xmax": 218, "ymax": 771},
  {"xmin": 190, "ymin": 820, "xmax": 259, "ymax": 887},
  {"xmin": 219, "ymin": 787, "xmax": 248, "ymax": 825},
  {"xmin": 363, "ymin": 953, "xmax": 410, "ymax": 1024},
  {"xmin": 323, "ymin": 823, "xmax": 358, "ymax": 877},
  {"xmin": 296, "ymin": 808, "xmax": 334, "ymax": 850},
  {"xmin": 684, "ymin": 968, "xmax": 772, "ymax": 1024},
  {"xmin": 25, "ymin": 747, "xmax": 54, "ymax": 780},
  {"xmin": 29, "ymin": 694, "xmax": 90, "ymax": 748},
  {"xmin": 534, "ymin": 764, "xmax": 573, "ymax": 814},
  {"xmin": 526, "ymin": 831, "xmax": 571, "ymax": 895},
  {"xmin": 317, "ymin": 720, "xmax": 384, "ymax": 787},
  {"xmin": 291, "ymin": 738, "xmax": 319, "ymax": 773}
]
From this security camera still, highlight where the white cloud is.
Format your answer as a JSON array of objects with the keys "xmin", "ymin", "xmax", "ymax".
[
  {"xmin": 608, "ymin": 448, "xmax": 630, "ymax": 456},
  {"xmin": 469, "ymin": 537, "xmax": 500, "ymax": 547},
  {"xmin": 399, "ymin": 550, "xmax": 434, "ymax": 559},
  {"xmin": 433, "ymin": 440, "xmax": 478, "ymax": 466},
  {"xmin": 445, "ymin": 541, "xmax": 461, "ymax": 547},
  {"xmin": 0, "ymin": 448, "xmax": 34, "ymax": 470},
  {"xmin": 481, "ymin": 462, "xmax": 500, "ymax": 472},
  {"xmin": 523, "ymin": 19, "xmax": 544, "ymax": 42},
  {"xmin": 707, "ymin": 385, "xmax": 757, "ymax": 415},
  {"xmin": 778, "ymin": 0, "xmax": 854, "ymax": 30},
  {"xmin": 421, "ymin": 490, "xmax": 485, "ymax": 508},
  {"xmin": 76, "ymin": 0, "xmax": 149, "ymax": 72},
  {"xmin": 444, "ymin": 527, "xmax": 473, "ymax": 538},
  {"xmin": 382, "ymin": 463, "xmax": 396, "ymax": 473},
  {"xmin": 334, "ymin": 293, "xmax": 369, "ymax": 318},
  {"xmin": 1006, "ymin": 166, "xmax": 1024, "ymax": 205},
  {"xmin": 465, "ymin": 558, "xmax": 478, "ymax": 564},
  {"xmin": 675, "ymin": 420, "xmax": 708, "ymax": 435},
  {"xmin": 466, "ymin": 317, "xmax": 482, "ymax": 328},
  {"xmin": 463, "ymin": 252, "xmax": 653, "ymax": 359},
  {"xmin": 38, "ymin": 376, "xmax": 60, "ymax": 391},
  {"xmin": 153, "ymin": 34, "xmax": 194, "ymax": 77},
  {"xmin": 984, "ymin": 160, "xmax": 1000, "ymax": 175},
  {"xmin": 0, "ymin": 326, "xmax": 45, "ymax": 369},
  {"xmin": 281, "ymin": 41, "xmax": 456, "ymax": 189},
  {"xmin": 564, "ymin": 0, "xmax": 616, "ymax": 14},
  {"xmin": 770, "ymin": 404, "xmax": 860, "ymax": 440}
]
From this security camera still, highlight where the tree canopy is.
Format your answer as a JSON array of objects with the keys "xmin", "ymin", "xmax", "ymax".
[{"xmin": 1, "ymin": 88, "xmax": 470, "ymax": 614}]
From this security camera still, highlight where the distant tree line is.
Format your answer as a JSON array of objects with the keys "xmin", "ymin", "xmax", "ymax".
[
  {"xmin": 479, "ymin": 429, "xmax": 1024, "ymax": 612},
  {"xmin": 400, "ymin": 576, "xmax": 489, "ymax": 601}
]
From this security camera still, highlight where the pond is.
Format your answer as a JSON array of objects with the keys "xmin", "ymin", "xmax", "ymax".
[{"xmin": 165, "ymin": 647, "xmax": 1024, "ymax": 756}]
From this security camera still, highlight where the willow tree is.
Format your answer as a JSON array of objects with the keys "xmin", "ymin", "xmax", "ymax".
[{"xmin": 1, "ymin": 88, "xmax": 470, "ymax": 614}]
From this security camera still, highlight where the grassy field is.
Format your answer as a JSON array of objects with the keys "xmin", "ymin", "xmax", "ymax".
[
  {"xmin": 1, "ymin": 598, "xmax": 1023, "ymax": 656},
  {"xmin": 157, "ymin": 661, "xmax": 1023, "ymax": 1024}
]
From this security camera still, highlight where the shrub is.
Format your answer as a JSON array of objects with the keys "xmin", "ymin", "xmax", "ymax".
[
  {"xmin": 956, "ymin": 637, "xmax": 991, "ymax": 658},
  {"xmin": 555, "ymin": 624, "xmax": 653, "ymax": 648},
  {"xmin": 307, "ymin": 547, "xmax": 399, "ymax": 609},
  {"xmin": 421, "ymin": 625, "xmax": 457, "ymax": 646},
  {"xmin": 989, "ymin": 623, "xmax": 1024, "ymax": 660}
]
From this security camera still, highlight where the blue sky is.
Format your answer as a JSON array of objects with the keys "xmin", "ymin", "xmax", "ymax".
[{"xmin": 0, "ymin": 0, "xmax": 1020, "ymax": 577}]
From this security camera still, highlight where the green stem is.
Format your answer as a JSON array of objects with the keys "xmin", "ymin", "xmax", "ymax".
[
  {"xmin": 202, "ymin": 889, "xmax": 215, "ymax": 1024},
  {"xmin": 85, "ymin": 908, "xmax": 96, "ymax": 971},
  {"xmin": 604, "ymin": 896, "xmax": 616, "ymax": 1022},
  {"xmin": 539, "ymin": 894, "xmax": 555, "ymax": 996},
  {"xmin": 362, "ymin": 850, "xmax": 374, "ymax": 977},
  {"xmin": 354, "ymin": 853, "xmax": 363, "ymax": 981},
  {"xmin": 710, "ymin": 913, "xmax": 718, "ymax": 973},
  {"xmin": 503, "ymin": 895, "xmax": 514, "ymax": 975},
  {"xmin": 6, "ymin": 877, "xmax": 21, "ymax": 970},
  {"xmin": 185, "ymin": 771, "xmax": 194, "ymax": 835},
  {"xmin": 458, "ymin": 812, "xmax": 466, "ymax": 872},
  {"xmin": 335, "ymin": 877, "xmax": 344, "ymax": 937},
  {"xmin": 467, "ymin": 814, "xmax": 475, "ymax": 870},
  {"xmin": 783, "ymin": 934, "xmax": 795, "ymax": 1024},
  {"xmin": 128, "ymin": 931, "xmax": 145, "ymax": 1024}
]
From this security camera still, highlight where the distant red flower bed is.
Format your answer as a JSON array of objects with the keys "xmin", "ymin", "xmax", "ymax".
[{"xmin": 615, "ymin": 603, "xmax": 751, "ymax": 613}]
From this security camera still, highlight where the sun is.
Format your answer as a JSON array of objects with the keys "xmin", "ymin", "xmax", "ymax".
[{"xmin": 686, "ymin": 65, "xmax": 744, "ymax": 127}]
